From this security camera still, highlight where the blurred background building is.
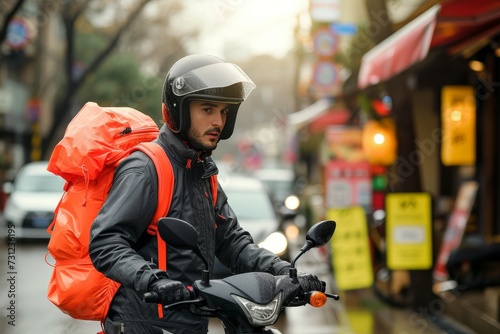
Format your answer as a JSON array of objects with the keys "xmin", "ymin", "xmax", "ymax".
[{"xmin": 290, "ymin": 1, "xmax": 500, "ymax": 333}]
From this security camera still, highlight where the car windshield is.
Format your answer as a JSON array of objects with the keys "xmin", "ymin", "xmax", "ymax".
[
  {"xmin": 15, "ymin": 174, "xmax": 65, "ymax": 192},
  {"xmin": 265, "ymin": 180, "xmax": 292, "ymax": 201},
  {"xmin": 226, "ymin": 189, "xmax": 275, "ymax": 220}
]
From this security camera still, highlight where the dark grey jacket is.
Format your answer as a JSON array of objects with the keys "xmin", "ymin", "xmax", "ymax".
[{"xmin": 89, "ymin": 125, "xmax": 290, "ymax": 333}]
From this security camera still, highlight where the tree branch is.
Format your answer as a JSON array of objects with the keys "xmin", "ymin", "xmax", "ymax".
[
  {"xmin": 42, "ymin": 0, "xmax": 152, "ymax": 156},
  {"xmin": 69, "ymin": 0, "xmax": 90, "ymax": 25},
  {"xmin": 75, "ymin": 0, "xmax": 151, "ymax": 88}
]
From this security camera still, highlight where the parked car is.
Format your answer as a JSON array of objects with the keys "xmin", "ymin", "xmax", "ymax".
[
  {"xmin": 253, "ymin": 168, "xmax": 295, "ymax": 206},
  {"xmin": 213, "ymin": 174, "xmax": 289, "ymax": 278},
  {"xmin": 253, "ymin": 167, "xmax": 305, "ymax": 222},
  {"xmin": 2, "ymin": 161, "xmax": 65, "ymax": 239}
]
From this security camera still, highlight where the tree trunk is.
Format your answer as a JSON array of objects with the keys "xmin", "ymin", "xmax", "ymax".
[{"xmin": 42, "ymin": 0, "xmax": 151, "ymax": 157}]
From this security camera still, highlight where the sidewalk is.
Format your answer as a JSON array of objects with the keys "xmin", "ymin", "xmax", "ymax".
[
  {"xmin": 295, "ymin": 248, "xmax": 463, "ymax": 333},
  {"xmin": 442, "ymin": 287, "xmax": 500, "ymax": 334},
  {"xmin": 289, "ymin": 237, "xmax": 481, "ymax": 333},
  {"xmin": 339, "ymin": 288, "xmax": 477, "ymax": 334}
]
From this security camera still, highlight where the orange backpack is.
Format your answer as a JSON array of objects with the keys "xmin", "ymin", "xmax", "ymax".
[{"xmin": 45, "ymin": 102, "xmax": 218, "ymax": 322}]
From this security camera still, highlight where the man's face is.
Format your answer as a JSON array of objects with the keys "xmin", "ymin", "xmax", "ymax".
[{"xmin": 187, "ymin": 100, "xmax": 231, "ymax": 152}]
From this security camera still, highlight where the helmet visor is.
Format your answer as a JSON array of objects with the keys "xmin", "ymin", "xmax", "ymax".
[{"xmin": 172, "ymin": 62, "xmax": 256, "ymax": 100}]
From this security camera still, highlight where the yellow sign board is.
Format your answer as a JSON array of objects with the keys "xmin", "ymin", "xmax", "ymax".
[
  {"xmin": 327, "ymin": 206, "xmax": 373, "ymax": 290},
  {"xmin": 441, "ymin": 85, "xmax": 476, "ymax": 166},
  {"xmin": 386, "ymin": 193, "xmax": 432, "ymax": 270}
]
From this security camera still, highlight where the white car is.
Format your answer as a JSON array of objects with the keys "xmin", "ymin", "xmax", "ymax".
[
  {"xmin": 213, "ymin": 174, "xmax": 289, "ymax": 278},
  {"xmin": 223, "ymin": 175, "xmax": 288, "ymax": 254},
  {"xmin": 253, "ymin": 168, "xmax": 295, "ymax": 206},
  {"xmin": 253, "ymin": 167, "xmax": 302, "ymax": 221},
  {"xmin": 2, "ymin": 161, "xmax": 65, "ymax": 239}
]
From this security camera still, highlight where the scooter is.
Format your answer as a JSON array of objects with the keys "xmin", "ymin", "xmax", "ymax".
[{"xmin": 143, "ymin": 218, "xmax": 340, "ymax": 334}]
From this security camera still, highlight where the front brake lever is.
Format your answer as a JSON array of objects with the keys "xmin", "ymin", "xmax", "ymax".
[{"xmin": 164, "ymin": 297, "xmax": 205, "ymax": 310}]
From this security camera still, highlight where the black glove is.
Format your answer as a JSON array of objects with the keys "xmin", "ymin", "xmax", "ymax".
[
  {"xmin": 148, "ymin": 278, "xmax": 190, "ymax": 305},
  {"xmin": 297, "ymin": 272, "xmax": 326, "ymax": 293}
]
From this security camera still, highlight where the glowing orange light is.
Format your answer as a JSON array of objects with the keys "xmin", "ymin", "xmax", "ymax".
[{"xmin": 362, "ymin": 118, "xmax": 397, "ymax": 166}]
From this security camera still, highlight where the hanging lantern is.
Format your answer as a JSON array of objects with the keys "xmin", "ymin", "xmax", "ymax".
[
  {"xmin": 441, "ymin": 86, "xmax": 476, "ymax": 166},
  {"xmin": 362, "ymin": 118, "xmax": 397, "ymax": 166}
]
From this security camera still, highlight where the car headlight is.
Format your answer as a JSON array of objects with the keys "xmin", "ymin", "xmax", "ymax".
[
  {"xmin": 284, "ymin": 223, "xmax": 300, "ymax": 241},
  {"xmin": 284, "ymin": 195, "xmax": 300, "ymax": 211},
  {"xmin": 4, "ymin": 200, "xmax": 25, "ymax": 222},
  {"xmin": 258, "ymin": 232, "xmax": 288, "ymax": 256},
  {"xmin": 232, "ymin": 292, "xmax": 282, "ymax": 326}
]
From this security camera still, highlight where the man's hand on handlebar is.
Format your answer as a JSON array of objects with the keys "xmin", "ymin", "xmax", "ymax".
[
  {"xmin": 297, "ymin": 272, "xmax": 326, "ymax": 293},
  {"xmin": 147, "ymin": 278, "xmax": 191, "ymax": 305},
  {"xmin": 277, "ymin": 267, "xmax": 326, "ymax": 293}
]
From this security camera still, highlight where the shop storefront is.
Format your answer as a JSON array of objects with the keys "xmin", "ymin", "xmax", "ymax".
[{"xmin": 353, "ymin": 0, "xmax": 500, "ymax": 331}]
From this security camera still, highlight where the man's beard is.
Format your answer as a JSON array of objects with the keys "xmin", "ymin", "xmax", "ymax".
[{"xmin": 186, "ymin": 128, "xmax": 220, "ymax": 152}]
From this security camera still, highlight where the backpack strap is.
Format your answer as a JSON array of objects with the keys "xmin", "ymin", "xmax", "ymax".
[
  {"xmin": 210, "ymin": 174, "xmax": 218, "ymax": 204},
  {"xmin": 135, "ymin": 142, "xmax": 173, "ymax": 319},
  {"xmin": 135, "ymin": 142, "xmax": 174, "ymax": 236}
]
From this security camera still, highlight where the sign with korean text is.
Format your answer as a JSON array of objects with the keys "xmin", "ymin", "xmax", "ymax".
[
  {"xmin": 386, "ymin": 193, "xmax": 432, "ymax": 270},
  {"xmin": 441, "ymin": 86, "xmax": 476, "ymax": 166},
  {"xmin": 324, "ymin": 126, "xmax": 366, "ymax": 163},
  {"xmin": 327, "ymin": 206, "xmax": 373, "ymax": 290},
  {"xmin": 325, "ymin": 160, "xmax": 372, "ymax": 213}
]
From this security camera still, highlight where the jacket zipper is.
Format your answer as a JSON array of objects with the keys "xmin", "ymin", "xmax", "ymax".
[
  {"xmin": 189, "ymin": 162, "xmax": 217, "ymax": 268},
  {"xmin": 200, "ymin": 179, "xmax": 209, "ymax": 256}
]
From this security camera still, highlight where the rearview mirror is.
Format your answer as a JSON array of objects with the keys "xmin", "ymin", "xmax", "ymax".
[
  {"xmin": 306, "ymin": 220, "xmax": 336, "ymax": 248},
  {"xmin": 290, "ymin": 219, "xmax": 337, "ymax": 278},
  {"xmin": 157, "ymin": 217, "xmax": 199, "ymax": 249},
  {"xmin": 157, "ymin": 217, "xmax": 210, "ymax": 285}
]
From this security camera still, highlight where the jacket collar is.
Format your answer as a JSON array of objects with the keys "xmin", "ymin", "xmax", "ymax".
[{"xmin": 157, "ymin": 125, "xmax": 218, "ymax": 177}]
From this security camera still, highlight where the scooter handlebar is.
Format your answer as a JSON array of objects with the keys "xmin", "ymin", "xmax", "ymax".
[
  {"xmin": 143, "ymin": 286, "xmax": 196, "ymax": 304},
  {"xmin": 143, "ymin": 291, "xmax": 159, "ymax": 303}
]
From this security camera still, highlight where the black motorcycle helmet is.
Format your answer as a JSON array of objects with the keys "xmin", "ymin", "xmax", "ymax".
[{"xmin": 162, "ymin": 54, "xmax": 256, "ymax": 140}]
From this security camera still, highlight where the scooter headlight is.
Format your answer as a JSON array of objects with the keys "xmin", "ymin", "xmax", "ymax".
[{"xmin": 232, "ymin": 292, "xmax": 282, "ymax": 326}]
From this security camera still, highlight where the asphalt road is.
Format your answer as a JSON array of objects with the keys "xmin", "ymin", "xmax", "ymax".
[{"xmin": 0, "ymin": 239, "xmax": 103, "ymax": 334}]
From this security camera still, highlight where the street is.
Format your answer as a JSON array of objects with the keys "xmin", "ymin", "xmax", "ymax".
[
  {"xmin": 0, "ymin": 239, "xmax": 102, "ymax": 334},
  {"xmin": 0, "ymin": 235, "xmax": 450, "ymax": 334}
]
